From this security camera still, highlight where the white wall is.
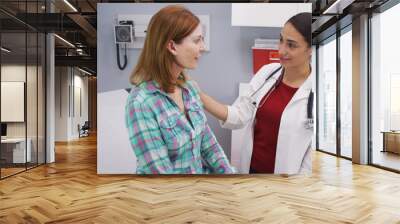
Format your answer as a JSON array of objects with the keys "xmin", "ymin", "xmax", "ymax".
[
  {"xmin": 72, "ymin": 73, "xmax": 89, "ymax": 138},
  {"xmin": 1, "ymin": 65, "xmax": 26, "ymax": 127},
  {"xmin": 1, "ymin": 65, "xmax": 35, "ymax": 138},
  {"xmin": 1, "ymin": 65, "xmax": 26, "ymax": 81},
  {"xmin": 55, "ymin": 66, "xmax": 69, "ymax": 141},
  {"xmin": 55, "ymin": 67, "xmax": 89, "ymax": 141},
  {"xmin": 1, "ymin": 64, "xmax": 46, "ymax": 164}
]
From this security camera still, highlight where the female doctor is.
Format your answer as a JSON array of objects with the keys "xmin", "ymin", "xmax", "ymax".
[{"xmin": 199, "ymin": 12, "xmax": 313, "ymax": 174}]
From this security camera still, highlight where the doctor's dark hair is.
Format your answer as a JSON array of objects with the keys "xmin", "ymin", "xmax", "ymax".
[
  {"xmin": 285, "ymin": 12, "xmax": 312, "ymax": 47},
  {"xmin": 130, "ymin": 5, "xmax": 200, "ymax": 93}
]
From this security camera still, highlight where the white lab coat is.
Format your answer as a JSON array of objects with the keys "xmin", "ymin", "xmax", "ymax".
[{"xmin": 221, "ymin": 63, "xmax": 313, "ymax": 174}]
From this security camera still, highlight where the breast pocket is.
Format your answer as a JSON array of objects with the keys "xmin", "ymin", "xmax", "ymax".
[
  {"xmin": 159, "ymin": 114, "xmax": 190, "ymax": 161},
  {"xmin": 187, "ymin": 104, "xmax": 207, "ymax": 135}
]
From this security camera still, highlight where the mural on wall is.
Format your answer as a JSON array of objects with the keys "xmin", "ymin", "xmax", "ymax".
[{"xmin": 98, "ymin": 3, "xmax": 312, "ymax": 175}]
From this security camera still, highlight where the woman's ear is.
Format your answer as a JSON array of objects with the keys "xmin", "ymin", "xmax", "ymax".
[
  {"xmin": 307, "ymin": 47, "xmax": 312, "ymax": 57},
  {"xmin": 166, "ymin": 40, "xmax": 178, "ymax": 56}
]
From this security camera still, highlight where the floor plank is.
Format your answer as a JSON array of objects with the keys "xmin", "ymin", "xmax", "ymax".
[{"xmin": 0, "ymin": 134, "xmax": 399, "ymax": 223}]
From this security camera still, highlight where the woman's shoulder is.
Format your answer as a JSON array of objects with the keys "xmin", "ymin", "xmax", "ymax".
[
  {"xmin": 185, "ymin": 80, "xmax": 202, "ymax": 102},
  {"xmin": 183, "ymin": 80, "xmax": 204, "ymax": 108},
  {"xmin": 126, "ymin": 82, "xmax": 156, "ymax": 108},
  {"xmin": 125, "ymin": 84, "xmax": 158, "ymax": 121},
  {"xmin": 185, "ymin": 80, "xmax": 199, "ymax": 94},
  {"xmin": 127, "ymin": 85, "xmax": 145, "ymax": 102}
]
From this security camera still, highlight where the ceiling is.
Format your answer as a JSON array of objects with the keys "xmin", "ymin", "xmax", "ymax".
[{"xmin": 0, "ymin": 0, "xmax": 393, "ymax": 75}]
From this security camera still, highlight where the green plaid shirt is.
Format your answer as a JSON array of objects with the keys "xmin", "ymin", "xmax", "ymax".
[{"xmin": 125, "ymin": 80, "xmax": 234, "ymax": 174}]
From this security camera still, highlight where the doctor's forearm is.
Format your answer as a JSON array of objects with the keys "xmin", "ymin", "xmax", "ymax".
[{"xmin": 199, "ymin": 92, "xmax": 228, "ymax": 122}]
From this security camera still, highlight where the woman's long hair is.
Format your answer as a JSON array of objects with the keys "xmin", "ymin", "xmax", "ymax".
[{"xmin": 130, "ymin": 5, "xmax": 200, "ymax": 93}]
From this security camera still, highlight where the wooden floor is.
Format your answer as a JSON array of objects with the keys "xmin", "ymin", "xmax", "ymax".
[
  {"xmin": 372, "ymin": 150, "xmax": 400, "ymax": 171},
  {"xmin": 1, "ymin": 134, "xmax": 400, "ymax": 223},
  {"xmin": 0, "ymin": 167, "xmax": 26, "ymax": 178}
]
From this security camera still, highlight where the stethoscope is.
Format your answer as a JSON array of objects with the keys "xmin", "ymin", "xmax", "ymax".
[{"xmin": 250, "ymin": 65, "xmax": 314, "ymax": 129}]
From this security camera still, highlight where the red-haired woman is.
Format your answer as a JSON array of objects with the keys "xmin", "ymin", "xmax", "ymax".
[{"xmin": 125, "ymin": 5, "xmax": 233, "ymax": 174}]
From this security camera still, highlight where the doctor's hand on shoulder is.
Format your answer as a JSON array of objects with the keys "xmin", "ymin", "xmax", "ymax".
[{"xmin": 183, "ymin": 74, "xmax": 236, "ymax": 126}]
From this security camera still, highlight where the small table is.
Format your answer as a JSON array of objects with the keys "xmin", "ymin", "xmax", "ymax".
[{"xmin": 381, "ymin": 131, "xmax": 400, "ymax": 154}]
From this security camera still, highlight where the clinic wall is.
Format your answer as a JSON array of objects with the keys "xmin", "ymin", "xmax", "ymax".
[{"xmin": 97, "ymin": 3, "xmax": 281, "ymax": 169}]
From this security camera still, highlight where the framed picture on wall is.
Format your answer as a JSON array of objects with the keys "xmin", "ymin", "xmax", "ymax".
[{"xmin": 1, "ymin": 81, "xmax": 25, "ymax": 122}]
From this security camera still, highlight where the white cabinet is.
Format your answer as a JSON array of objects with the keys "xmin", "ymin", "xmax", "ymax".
[
  {"xmin": 231, "ymin": 3, "xmax": 312, "ymax": 28},
  {"xmin": 12, "ymin": 139, "xmax": 32, "ymax": 163},
  {"xmin": 1, "ymin": 138, "xmax": 32, "ymax": 163},
  {"xmin": 97, "ymin": 89, "xmax": 136, "ymax": 174}
]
